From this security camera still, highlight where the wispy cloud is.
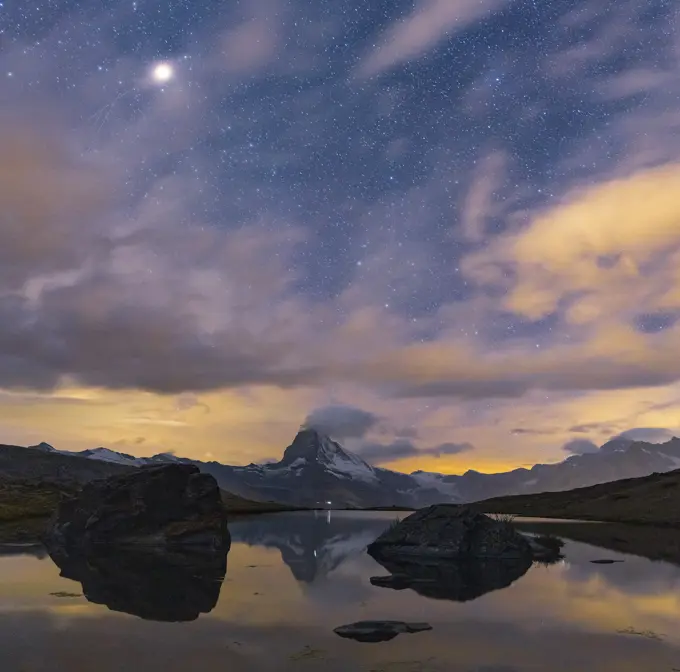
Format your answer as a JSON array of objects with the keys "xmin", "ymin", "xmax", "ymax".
[
  {"xmin": 304, "ymin": 404, "xmax": 381, "ymax": 439},
  {"xmin": 357, "ymin": 438, "xmax": 475, "ymax": 464},
  {"xmin": 358, "ymin": 0, "xmax": 510, "ymax": 77},
  {"xmin": 562, "ymin": 438, "xmax": 599, "ymax": 455}
]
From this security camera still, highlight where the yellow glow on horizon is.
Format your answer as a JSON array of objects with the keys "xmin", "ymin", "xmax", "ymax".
[{"xmin": 0, "ymin": 380, "xmax": 678, "ymax": 473}]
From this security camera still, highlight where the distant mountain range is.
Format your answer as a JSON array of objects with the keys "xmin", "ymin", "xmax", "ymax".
[{"xmin": 8, "ymin": 429, "xmax": 680, "ymax": 509}]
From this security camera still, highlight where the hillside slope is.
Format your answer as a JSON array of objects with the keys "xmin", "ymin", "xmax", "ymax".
[
  {"xmin": 0, "ymin": 443, "xmax": 133, "ymax": 483},
  {"xmin": 474, "ymin": 468, "xmax": 680, "ymax": 526}
]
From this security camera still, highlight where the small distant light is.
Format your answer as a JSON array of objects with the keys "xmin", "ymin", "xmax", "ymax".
[{"xmin": 326, "ymin": 501, "xmax": 332, "ymax": 505}]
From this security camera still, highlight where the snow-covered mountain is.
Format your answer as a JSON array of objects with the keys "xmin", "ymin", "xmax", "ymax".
[
  {"xmin": 21, "ymin": 431, "xmax": 680, "ymax": 508},
  {"xmin": 38, "ymin": 428, "xmax": 456, "ymax": 508},
  {"xmin": 190, "ymin": 428, "xmax": 457, "ymax": 508}
]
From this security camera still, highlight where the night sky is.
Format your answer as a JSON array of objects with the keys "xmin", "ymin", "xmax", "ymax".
[{"xmin": 1, "ymin": 0, "xmax": 679, "ymax": 472}]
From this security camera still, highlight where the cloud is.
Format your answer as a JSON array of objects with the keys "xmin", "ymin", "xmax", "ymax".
[
  {"xmin": 569, "ymin": 423, "xmax": 616, "ymax": 435},
  {"xmin": 357, "ymin": 438, "xmax": 474, "ymax": 464},
  {"xmin": 562, "ymin": 438, "xmax": 599, "ymax": 455},
  {"xmin": 6, "ymin": 129, "xmax": 680, "ymax": 403},
  {"xmin": 0, "ymin": 121, "xmax": 111, "ymax": 291},
  {"xmin": 463, "ymin": 163, "xmax": 680, "ymax": 324},
  {"xmin": 175, "ymin": 394, "xmax": 211, "ymax": 414},
  {"xmin": 214, "ymin": 0, "xmax": 285, "ymax": 74},
  {"xmin": 461, "ymin": 149, "xmax": 509, "ymax": 241},
  {"xmin": 613, "ymin": 427, "xmax": 677, "ymax": 444},
  {"xmin": 511, "ymin": 427, "xmax": 558, "ymax": 436},
  {"xmin": 358, "ymin": 0, "xmax": 509, "ymax": 77},
  {"xmin": 304, "ymin": 404, "xmax": 381, "ymax": 439},
  {"xmin": 0, "ymin": 123, "xmax": 333, "ymax": 393},
  {"xmin": 5, "ymin": 0, "xmax": 680, "ymax": 481}
]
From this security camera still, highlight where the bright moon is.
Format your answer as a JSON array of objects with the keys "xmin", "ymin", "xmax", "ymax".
[{"xmin": 152, "ymin": 63, "xmax": 174, "ymax": 84}]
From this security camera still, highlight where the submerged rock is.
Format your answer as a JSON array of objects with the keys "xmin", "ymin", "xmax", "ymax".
[
  {"xmin": 369, "ymin": 574, "xmax": 413, "ymax": 590},
  {"xmin": 334, "ymin": 620, "xmax": 432, "ymax": 643},
  {"xmin": 48, "ymin": 545, "xmax": 227, "ymax": 621},
  {"xmin": 367, "ymin": 505, "xmax": 532, "ymax": 561},
  {"xmin": 45, "ymin": 463, "xmax": 230, "ymax": 552}
]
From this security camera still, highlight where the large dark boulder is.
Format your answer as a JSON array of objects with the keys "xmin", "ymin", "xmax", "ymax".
[
  {"xmin": 45, "ymin": 463, "xmax": 230, "ymax": 552},
  {"xmin": 367, "ymin": 505, "xmax": 531, "ymax": 560}
]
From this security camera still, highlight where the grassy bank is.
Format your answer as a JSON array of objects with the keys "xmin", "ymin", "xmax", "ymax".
[
  {"xmin": 473, "ymin": 467, "xmax": 680, "ymax": 527},
  {"xmin": 0, "ymin": 480, "xmax": 69, "ymax": 522},
  {"xmin": 220, "ymin": 490, "xmax": 305, "ymax": 514}
]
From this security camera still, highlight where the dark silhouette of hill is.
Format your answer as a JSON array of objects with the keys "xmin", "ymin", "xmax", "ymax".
[{"xmin": 474, "ymin": 467, "xmax": 680, "ymax": 526}]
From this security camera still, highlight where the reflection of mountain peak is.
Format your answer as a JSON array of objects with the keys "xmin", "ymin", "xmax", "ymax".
[{"xmin": 230, "ymin": 512, "xmax": 393, "ymax": 583}]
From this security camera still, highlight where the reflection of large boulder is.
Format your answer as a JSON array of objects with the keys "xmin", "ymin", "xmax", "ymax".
[
  {"xmin": 367, "ymin": 505, "xmax": 532, "ymax": 560},
  {"xmin": 370, "ymin": 554, "xmax": 532, "ymax": 602},
  {"xmin": 45, "ymin": 464, "xmax": 230, "ymax": 552},
  {"xmin": 48, "ymin": 546, "xmax": 227, "ymax": 621}
]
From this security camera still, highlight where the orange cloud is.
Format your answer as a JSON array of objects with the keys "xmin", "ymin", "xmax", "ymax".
[{"xmin": 463, "ymin": 163, "xmax": 680, "ymax": 323}]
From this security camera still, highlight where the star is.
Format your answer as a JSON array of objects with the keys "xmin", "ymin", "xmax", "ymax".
[{"xmin": 151, "ymin": 62, "xmax": 174, "ymax": 85}]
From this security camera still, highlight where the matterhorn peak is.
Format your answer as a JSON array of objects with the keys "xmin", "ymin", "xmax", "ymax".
[
  {"xmin": 280, "ymin": 427, "xmax": 338, "ymax": 466},
  {"xmin": 276, "ymin": 427, "xmax": 378, "ymax": 483}
]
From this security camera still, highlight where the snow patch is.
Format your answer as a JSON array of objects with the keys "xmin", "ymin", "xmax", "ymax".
[
  {"xmin": 286, "ymin": 457, "xmax": 307, "ymax": 469},
  {"xmin": 410, "ymin": 471, "xmax": 459, "ymax": 497},
  {"xmin": 84, "ymin": 447, "xmax": 143, "ymax": 466},
  {"xmin": 658, "ymin": 452, "xmax": 680, "ymax": 469}
]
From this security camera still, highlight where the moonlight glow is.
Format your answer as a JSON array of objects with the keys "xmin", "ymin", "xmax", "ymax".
[{"xmin": 151, "ymin": 62, "xmax": 174, "ymax": 84}]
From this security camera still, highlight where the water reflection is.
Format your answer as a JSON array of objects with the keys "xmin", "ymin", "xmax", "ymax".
[
  {"xmin": 229, "ymin": 510, "xmax": 392, "ymax": 582},
  {"xmin": 369, "ymin": 555, "xmax": 532, "ymax": 602},
  {"xmin": 514, "ymin": 519, "xmax": 680, "ymax": 568},
  {"xmin": 2, "ymin": 512, "xmax": 680, "ymax": 671},
  {"xmin": 47, "ymin": 546, "xmax": 228, "ymax": 621}
]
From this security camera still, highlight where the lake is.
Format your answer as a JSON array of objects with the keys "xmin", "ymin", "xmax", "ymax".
[{"xmin": 1, "ymin": 510, "xmax": 680, "ymax": 671}]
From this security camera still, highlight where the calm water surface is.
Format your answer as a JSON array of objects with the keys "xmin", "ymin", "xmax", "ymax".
[{"xmin": 1, "ymin": 511, "xmax": 680, "ymax": 671}]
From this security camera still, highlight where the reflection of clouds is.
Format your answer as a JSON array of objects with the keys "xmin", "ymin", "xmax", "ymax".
[
  {"xmin": 460, "ymin": 539, "xmax": 680, "ymax": 645},
  {"xmin": 0, "ymin": 607, "xmax": 678, "ymax": 672},
  {"xmin": 3, "ymin": 514, "xmax": 680, "ymax": 669},
  {"xmin": 564, "ymin": 557, "xmax": 680, "ymax": 597}
]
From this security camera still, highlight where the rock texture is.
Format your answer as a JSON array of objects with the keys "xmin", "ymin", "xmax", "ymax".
[
  {"xmin": 45, "ymin": 463, "xmax": 230, "ymax": 552},
  {"xmin": 333, "ymin": 620, "xmax": 432, "ymax": 643},
  {"xmin": 367, "ymin": 505, "xmax": 532, "ymax": 560}
]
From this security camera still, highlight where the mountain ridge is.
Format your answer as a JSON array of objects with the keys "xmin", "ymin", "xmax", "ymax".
[
  {"xmin": 12, "ymin": 430, "xmax": 680, "ymax": 508},
  {"xmin": 473, "ymin": 465, "xmax": 680, "ymax": 527}
]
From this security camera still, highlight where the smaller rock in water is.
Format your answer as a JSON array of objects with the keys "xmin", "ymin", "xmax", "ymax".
[
  {"xmin": 334, "ymin": 620, "xmax": 432, "ymax": 643},
  {"xmin": 370, "ymin": 575, "xmax": 413, "ymax": 590},
  {"xmin": 590, "ymin": 559, "xmax": 624, "ymax": 564},
  {"xmin": 367, "ymin": 505, "xmax": 532, "ymax": 560}
]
